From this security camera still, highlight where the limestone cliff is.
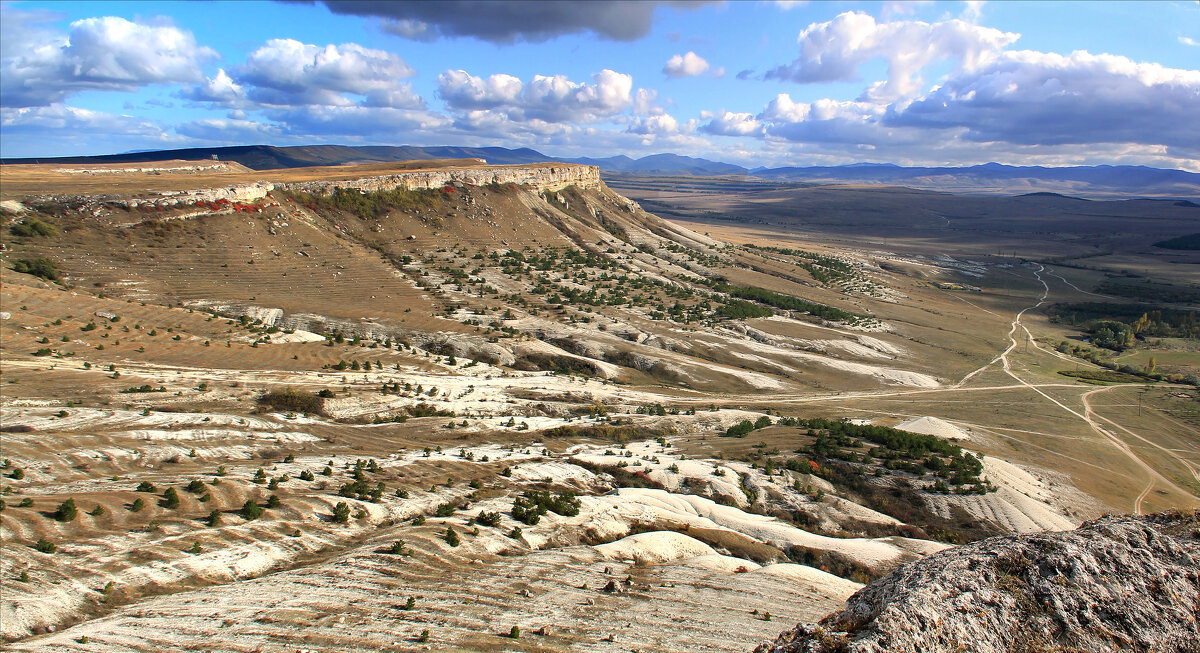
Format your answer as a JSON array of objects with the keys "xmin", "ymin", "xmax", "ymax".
[
  {"xmin": 753, "ymin": 511, "xmax": 1200, "ymax": 653},
  {"xmin": 280, "ymin": 163, "xmax": 601, "ymax": 194},
  {"xmin": 24, "ymin": 164, "xmax": 601, "ymax": 210}
]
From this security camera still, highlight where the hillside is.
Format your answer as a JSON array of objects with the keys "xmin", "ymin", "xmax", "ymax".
[{"xmin": 1, "ymin": 159, "xmax": 1196, "ymax": 649}]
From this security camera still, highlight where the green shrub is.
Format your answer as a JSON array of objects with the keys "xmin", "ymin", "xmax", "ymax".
[
  {"xmin": 54, "ymin": 498, "xmax": 77, "ymax": 521},
  {"xmin": 333, "ymin": 501, "xmax": 350, "ymax": 523},
  {"xmin": 266, "ymin": 494, "xmax": 281, "ymax": 509},
  {"xmin": 207, "ymin": 509, "xmax": 222, "ymax": 526},
  {"xmin": 185, "ymin": 479, "xmax": 206, "ymax": 493},
  {"xmin": 10, "ymin": 219, "xmax": 57, "ymax": 237},
  {"xmin": 34, "ymin": 538, "xmax": 56, "ymax": 553},
  {"xmin": 135, "ymin": 481, "xmax": 157, "ymax": 493},
  {"xmin": 162, "ymin": 487, "xmax": 180, "ymax": 509},
  {"xmin": 130, "ymin": 498, "xmax": 145, "ymax": 512},
  {"xmin": 258, "ymin": 387, "xmax": 325, "ymax": 416},
  {"xmin": 444, "ymin": 526, "xmax": 460, "ymax": 547},
  {"xmin": 11, "ymin": 258, "xmax": 58, "ymax": 281},
  {"xmin": 512, "ymin": 490, "xmax": 581, "ymax": 525},
  {"xmin": 476, "ymin": 511, "xmax": 501, "ymax": 526},
  {"xmin": 240, "ymin": 499, "xmax": 263, "ymax": 520}
]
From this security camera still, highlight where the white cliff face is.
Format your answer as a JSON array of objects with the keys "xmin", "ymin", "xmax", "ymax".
[
  {"xmin": 119, "ymin": 182, "xmax": 275, "ymax": 209},
  {"xmin": 280, "ymin": 164, "xmax": 602, "ymax": 195},
  {"xmin": 33, "ymin": 165, "xmax": 601, "ymax": 210}
]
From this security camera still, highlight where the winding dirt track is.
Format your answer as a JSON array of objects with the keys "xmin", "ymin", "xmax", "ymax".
[{"xmin": 963, "ymin": 264, "xmax": 1190, "ymax": 513}]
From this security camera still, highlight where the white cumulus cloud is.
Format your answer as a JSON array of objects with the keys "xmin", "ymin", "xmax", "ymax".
[
  {"xmin": 663, "ymin": 51, "xmax": 710, "ymax": 78},
  {"xmin": 889, "ymin": 50, "xmax": 1200, "ymax": 149},
  {"xmin": 437, "ymin": 70, "xmax": 524, "ymax": 110},
  {"xmin": 235, "ymin": 39, "xmax": 417, "ymax": 107},
  {"xmin": 438, "ymin": 68, "xmax": 633, "ymax": 124},
  {"xmin": 766, "ymin": 11, "xmax": 1019, "ymax": 101},
  {"xmin": 627, "ymin": 113, "xmax": 680, "ymax": 135},
  {"xmin": 1, "ymin": 14, "xmax": 216, "ymax": 107},
  {"xmin": 700, "ymin": 110, "xmax": 762, "ymax": 136}
]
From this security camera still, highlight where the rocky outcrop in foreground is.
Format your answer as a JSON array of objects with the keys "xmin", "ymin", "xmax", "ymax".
[{"xmin": 754, "ymin": 511, "xmax": 1199, "ymax": 653}]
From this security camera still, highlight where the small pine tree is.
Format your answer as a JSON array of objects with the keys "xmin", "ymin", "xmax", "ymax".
[
  {"xmin": 333, "ymin": 501, "xmax": 350, "ymax": 523},
  {"xmin": 207, "ymin": 509, "xmax": 222, "ymax": 527},
  {"xmin": 162, "ymin": 488, "xmax": 180, "ymax": 509},
  {"xmin": 417, "ymin": 630, "xmax": 429, "ymax": 643},
  {"xmin": 55, "ymin": 498, "xmax": 78, "ymax": 522},
  {"xmin": 34, "ymin": 538, "xmax": 56, "ymax": 553},
  {"xmin": 135, "ymin": 480, "xmax": 157, "ymax": 492},
  {"xmin": 444, "ymin": 526, "xmax": 460, "ymax": 547},
  {"xmin": 389, "ymin": 540, "xmax": 405, "ymax": 555},
  {"xmin": 240, "ymin": 500, "xmax": 263, "ymax": 520},
  {"xmin": 509, "ymin": 625, "xmax": 520, "ymax": 638},
  {"xmin": 404, "ymin": 596, "xmax": 416, "ymax": 610},
  {"xmin": 266, "ymin": 494, "xmax": 281, "ymax": 509},
  {"xmin": 189, "ymin": 541, "xmax": 202, "ymax": 554},
  {"xmin": 130, "ymin": 497, "xmax": 145, "ymax": 512}
]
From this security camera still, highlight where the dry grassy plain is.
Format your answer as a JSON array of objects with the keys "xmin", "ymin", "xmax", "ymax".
[{"xmin": 1, "ymin": 162, "xmax": 1196, "ymax": 650}]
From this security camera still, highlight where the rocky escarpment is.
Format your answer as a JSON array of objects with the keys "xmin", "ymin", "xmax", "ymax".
[
  {"xmin": 16, "ymin": 164, "xmax": 600, "ymax": 211},
  {"xmin": 754, "ymin": 511, "xmax": 1200, "ymax": 653},
  {"xmin": 280, "ymin": 163, "xmax": 601, "ymax": 194}
]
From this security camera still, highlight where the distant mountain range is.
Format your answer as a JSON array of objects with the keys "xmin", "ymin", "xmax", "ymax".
[{"xmin": 4, "ymin": 144, "xmax": 1197, "ymax": 198}]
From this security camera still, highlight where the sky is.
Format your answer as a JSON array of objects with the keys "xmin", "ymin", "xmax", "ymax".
[{"xmin": 1, "ymin": 0, "xmax": 1198, "ymax": 170}]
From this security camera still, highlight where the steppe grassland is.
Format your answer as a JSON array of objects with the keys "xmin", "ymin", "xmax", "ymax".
[{"xmin": 2, "ymin": 162, "xmax": 1197, "ymax": 650}]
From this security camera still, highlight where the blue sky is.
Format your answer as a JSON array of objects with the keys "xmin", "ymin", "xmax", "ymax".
[{"xmin": 1, "ymin": 0, "xmax": 1197, "ymax": 170}]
